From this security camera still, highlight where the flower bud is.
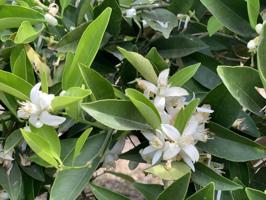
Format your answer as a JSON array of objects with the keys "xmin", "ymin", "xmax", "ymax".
[
  {"xmin": 247, "ymin": 39, "xmax": 256, "ymax": 50},
  {"xmin": 44, "ymin": 13, "xmax": 58, "ymax": 26},
  {"xmin": 48, "ymin": 3, "xmax": 59, "ymax": 16},
  {"xmin": 255, "ymin": 23, "xmax": 263, "ymax": 34}
]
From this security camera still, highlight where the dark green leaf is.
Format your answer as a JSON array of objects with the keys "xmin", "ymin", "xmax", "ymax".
[{"xmin": 90, "ymin": 184, "xmax": 130, "ymax": 200}]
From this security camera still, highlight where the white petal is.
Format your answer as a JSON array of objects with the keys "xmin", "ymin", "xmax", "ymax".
[
  {"xmin": 40, "ymin": 111, "xmax": 65, "ymax": 127},
  {"xmin": 39, "ymin": 93, "xmax": 54, "ymax": 110},
  {"xmin": 161, "ymin": 124, "xmax": 180, "ymax": 141},
  {"xmin": 154, "ymin": 96, "xmax": 165, "ymax": 112},
  {"xmin": 182, "ymin": 145, "xmax": 199, "ymax": 162},
  {"xmin": 142, "ymin": 131, "xmax": 155, "ymax": 141},
  {"xmin": 163, "ymin": 142, "xmax": 180, "ymax": 160},
  {"xmin": 30, "ymin": 83, "xmax": 41, "ymax": 105},
  {"xmin": 160, "ymin": 87, "xmax": 188, "ymax": 97},
  {"xmin": 29, "ymin": 115, "xmax": 43, "ymax": 128},
  {"xmin": 196, "ymin": 105, "xmax": 214, "ymax": 113},
  {"xmin": 255, "ymin": 87, "xmax": 266, "ymax": 99},
  {"xmin": 181, "ymin": 152, "xmax": 195, "ymax": 171},
  {"xmin": 142, "ymin": 146, "xmax": 156, "ymax": 155},
  {"xmin": 158, "ymin": 69, "xmax": 169, "ymax": 87},
  {"xmin": 152, "ymin": 150, "xmax": 162, "ymax": 165},
  {"xmin": 160, "ymin": 111, "xmax": 171, "ymax": 124},
  {"xmin": 183, "ymin": 116, "xmax": 198, "ymax": 136},
  {"xmin": 137, "ymin": 79, "xmax": 157, "ymax": 94}
]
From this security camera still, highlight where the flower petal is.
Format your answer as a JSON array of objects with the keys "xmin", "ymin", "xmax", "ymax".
[
  {"xmin": 161, "ymin": 124, "xmax": 180, "ymax": 141},
  {"xmin": 154, "ymin": 96, "xmax": 165, "ymax": 112},
  {"xmin": 183, "ymin": 116, "xmax": 198, "ymax": 136},
  {"xmin": 39, "ymin": 93, "xmax": 55, "ymax": 110},
  {"xmin": 29, "ymin": 115, "xmax": 43, "ymax": 128},
  {"xmin": 137, "ymin": 79, "xmax": 157, "ymax": 94},
  {"xmin": 142, "ymin": 146, "xmax": 156, "ymax": 155},
  {"xmin": 30, "ymin": 83, "xmax": 41, "ymax": 105},
  {"xmin": 158, "ymin": 69, "xmax": 169, "ymax": 87},
  {"xmin": 182, "ymin": 144, "xmax": 199, "ymax": 162},
  {"xmin": 196, "ymin": 104, "xmax": 214, "ymax": 113},
  {"xmin": 163, "ymin": 142, "xmax": 180, "ymax": 160},
  {"xmin": 160, "ymin": 87, "xmax": 188, "ymax": 97},
  {"xmin": 152, "ymin": 150, "xmax": 162, "ymax": 165},
  {"xmin": 142, "ymin": 131, "xmax": 155, "ymax": 141},
  {"xmin": 40, "ymin": 111, "xmax": 65, "ymax": 127},
  {"xmin": 181, "ymin": 152, "xmax": 195, "ymax": 171}
]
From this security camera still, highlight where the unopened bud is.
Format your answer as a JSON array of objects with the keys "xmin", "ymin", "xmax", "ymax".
[
  {"xmin": 247, "ymin": 39, "xmax": 256, "ymax": 50},
  {"xmin": 255, "ymin": 23, "xmax": 263, "ymax": 34},
  {"xmin": 48, "ymin": 3, "xmax": 59, "ymax": 16},
  {"xmin": 44, "ymin": 13, "xmax": 58, "ymax": 26}
]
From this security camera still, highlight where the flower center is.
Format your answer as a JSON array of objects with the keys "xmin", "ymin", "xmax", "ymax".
[{"xmin": 150, "ymin": 138, "xmax": 163, "ymax": 149}]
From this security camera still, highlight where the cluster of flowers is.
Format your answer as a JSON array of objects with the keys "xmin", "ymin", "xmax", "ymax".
[
  {"xmin": 247, "ymin": 23, "xmax": 264, "ymax": 52},
  {"xmin": 137, "ymin": 69, "xmax": 213, "ymax": 171}
]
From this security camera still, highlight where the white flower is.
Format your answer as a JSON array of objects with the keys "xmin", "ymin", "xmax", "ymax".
[
  {"xmin": 48, "ymin": 3, "xmax": 59, "ymax": 16},
  {"xmin": 103, "ymin": 138, "xmax": 125, "ymax": 168},
  {"xmin": 0, "ymin": 190, "xmax": 9, "ymax": 200},
  {"xmin": 247, "ymin": 39, "xmax": 256, "ymax": 50},
  {"xmin": 125, "ymin": 8, "xmax": 136, "ymax": 18},
  {"xmin": 17, "ymin": 83, "xmax": 66, "ymax": 128},
  {"xmin": 44, "ymin": 13, "xmax": 58, "ymax": 26},
  {"xmin": 140, "ymin": 130, "xmax": 170, "ymax": 165},
  {"xmin": 161, "ymin": 124, "xmax": 200, "ymax": 171},
  {"xmin": 137, "ymin": 69, "xmax": 188, "ymax": 112},
  {"xmin": 195, "ymin": 104, "xmax": 214, "ymax": 123},
  {"xmin": 255, "ymin": 23, "xmax": 263, "ymax": 35}
]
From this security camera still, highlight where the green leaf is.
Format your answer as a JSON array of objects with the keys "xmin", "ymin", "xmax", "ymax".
[
  {"xmin": 50, "ymin": 133, "xmax": 110, "ymax": 200},
  {"xmin": 0, "ymin": 163, "xmax": 23, "ymax": 200},
  {"xmin": 4, "ymin": 129, "xmax": 22, "ymax": 154},
  {"xmin": 94, "ymin": 0, "xmax": 122, "ymax": 35},
  {"xmin": 202, "ymin": 84, "xmax": 241, "ymax": 128},
  {"xmin": 174, "ymin": 98, "xmax": 200, "ymax": 133},
  {"xmin": 0, "ymin": 5, "xmax": 44, "ymax": 30},
  {"xmin": 246, "ymin": 0, "xmax": 260, "ymax": 28},
  {"xmin": 73, "ymin": 128, "xmax": 92, "ymax": 162},
  {"xmin": 62, "ymin": 8, "xmax": 112, "ymax": 89},
  {"xmin": 90, "ymin": 184, "xmax": 130, "ymax": 200},
  {"xmin": 197, "ymin": 122, "xmax": 266, "ymax": 162},
  {"xmin": 217, "ymin": 66, "xmax": 265, "ymax": 116},
  {"xmin": 14, "ymin": 21, "xmax": 44, "ymax": 44},
  {"xmin": 0, "ymin": 69, "xmax": 32, "ymax": 100},
  {"xmin": 169, "ymin": 63, "xmax": 200, "ymax": 87},
  {"xmin": 157, "ymin": 173, "xmax": 191, "ymax": 200},
  {"xmin": 142, "ymin": 8, "xmax": 178, "ymax": 39},
  {"xmin": 133, "ymin": 182, "xmax": 163, "ymax": 200},
  {"xmin": 192, "ymin": 163, "xmax": 242, "ymax": 191},
  {"xmin": 257, "ymin": 23, "xmax": 266, "ymax": 89},
  {"xmin": 51, "ymin": 87, "xmax": 91, "ymax": 111},
  {"xmin": 146, "ymin": 47, "xmax": 169, "ymax": 72},
  {"xmin": 145, "ymin": 161, "xmax": 191, "ymax": 181},
  {"xmin": 79, "ymin": 65, "xmax": 115, "ymax": 100},
  {"xmin": 207, "ymin": 16, "xmax": 223, "ymax": 36},
  {"xmin": 151, "ymin": 35, "xmax": 208, "ymax": 58},
  {"xmin": 235, "ymin": 111, "xmax": 260, "ymax": 137},
  {"xmin": 82, "ymin": 100, "xmax": 150, "ymax": 130},
  {"xmin": 200, "ymin": 0, "xmax": 254, "ymax": 37},
  {"xmin": 106, "ymin": 171, "xmax": 135, "ymax": 183},
  {"xmin": 118, "ymin": 47, "xmax": 158, "ymax": 84},
  {"xmin": 59, "ymin": 0, "xmax": 71, "ymax": 15},
  {"xmin": 187, "ymin": 182, "xmax": 215, "ymax": 200},
  {"xmin": 20, "ymin": 126, "xmax": 61, "ymax": 168},
  {"xmin": 125, "ymin": 88, "xmax": 161, "ymax": 129},
  {"xmin": 246, "ymin": 188, "xmax": 266, "ymax": 200}
]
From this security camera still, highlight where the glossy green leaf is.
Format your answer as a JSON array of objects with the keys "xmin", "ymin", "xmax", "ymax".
[
  {"xmin": 202, "ymin": 84, "xmax": 241, "ymax": 127},
  {"xmin": 62, "ymin": 8, "xmax": 112, "ymax": 89},
  {"xmin": 50, "ymin": 133, "xmax": 110, "ymax": 200},
  {"xmin": 246, "ymin": 188, "xmax": 266, "ymax": 200},
  {"xmin": 90, "ymin": 184, "xmax": 130, "ymax": 200},
  {"xmin": 257, "ymin": 22, "xmax": 266, "ymax": 89},
  {"xmin": 51, "ymin": 87, "xmax": 91, "ymax": 111},
  {"xmin": 133, "ymin": 182, "xmax": 163, "ymax": 200},
  {"xmin": 118, "ymin": 47, "xmax": 158, "ymax": 84},
  {"xmin": 73, "ymin": 128, "xmax": 92, "ymax": 162},
  {"xmin": 4, "ymin": 129, "xmax": 22, "ymax": 154},
  {"xmin": 59, "ymin": 0, "xmax": 71, "ymax": 15},
  {"xmin": 146, "ymin": 47, "xmax": 169, "ymax": 72},
  {"xmin": 151, "ymin": 35, "xmax": 208, "ymax": 58},
  {"xmin": 187, "ymin": 182, "xmax": 215, "ymax": 200},
  {"xmin": 0, "ymin": 5, "xmax": 44, "ymax": 30},
  {"xmin": 207, "ymin": 16, "xmax": 223, "ymax": 36},
  {"xmin": 157, "ymin": 173, "xmax": 190, "ymax": 200},
  {"xmin": 0, "ymin": 92, "xmax": 17, "ymax": 116},
  {"xmin": 197, "ymin": 122, "xmax": 266, "ymax": 161},
  {"xmin": 145, "ymin": 161, "xmax": 191, "ymax": 181},
  {"xmin": 169, "ymin": 63, "xmax": 200, "ymax": 87},
  {"xmin": 0, "ymin": 69, "xmax": 32, "ymax": 100},
  {"xmin": 200, "ymin": 0, "xmax": 254, "ymax": 37},
  {"xmin": 246, "ymin": 0, "xmax": 260, "ymax": 28},
  {"xmin": 0, "ymin": 163, "xmax": 23, "ymax": 200},
  {"xmin": 126, "ymin": 88, "xmax": 161, "ymax": 129},
  {"xmin": 217, "ymin": 66, "xmax": 265, "ymax": 116},
  {"xmin": 14, "ymin": 21, "xmax": 44, "ymax": 44},
  {"xmin": 235, "ymin": 111, "xmax": 260, "ymax": 137},
  {"xmin": 192, "ymin": 163, "xmax": 242, "ymax": 191},
  {"xmin": 82, "ymin": 100, "xmax": 150, "ymax": 130},
  {"xmin": 174, "ymin": 98, "xmax": 200, "ymax": 132},
  {"xmin": 79, "ymin": 65, "xmax": 115, "ymax": 100}
]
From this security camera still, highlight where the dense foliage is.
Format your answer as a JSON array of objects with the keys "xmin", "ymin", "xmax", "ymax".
[{"xmin": 0, "ymin": 0, "xmax": 266, "ymax": 199}]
